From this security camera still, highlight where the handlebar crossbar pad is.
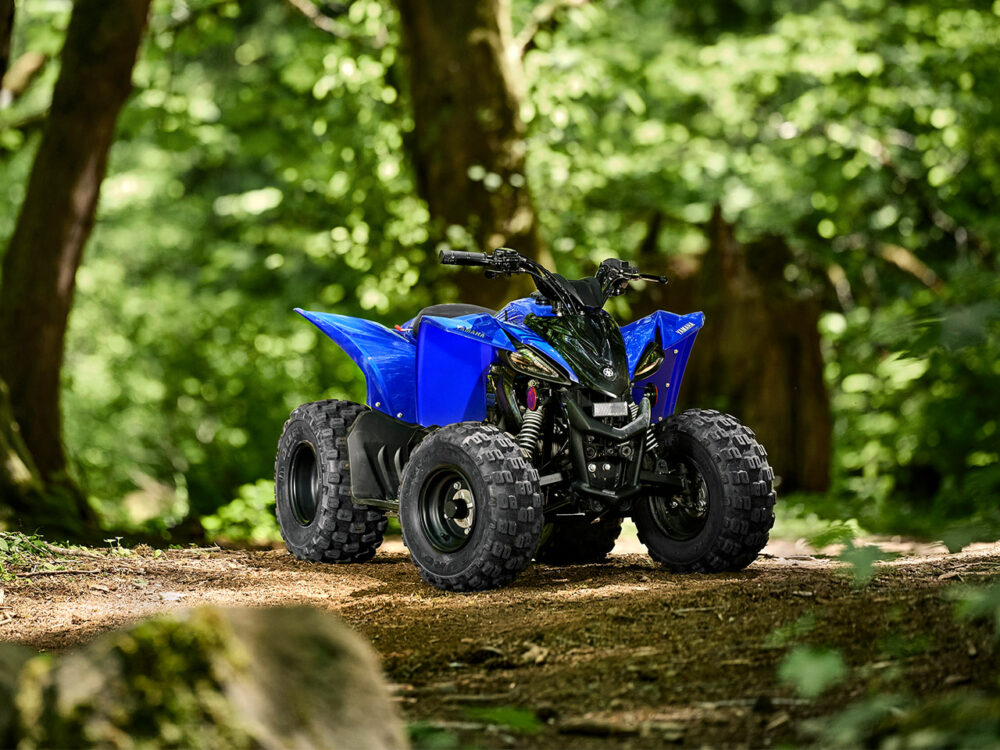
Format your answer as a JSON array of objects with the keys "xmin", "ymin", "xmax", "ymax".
[{"xmin": 439, "ymin": 250, "xmax": 489, "ymax": 266}]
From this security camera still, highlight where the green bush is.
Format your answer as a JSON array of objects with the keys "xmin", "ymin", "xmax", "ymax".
[
  {"xmin": 819, "ymin": 271, "xmax": 1000, "ymax": 536},
  {"xmin": 201, "ymin": 480, "xmax": 280, "ymax": 545}
]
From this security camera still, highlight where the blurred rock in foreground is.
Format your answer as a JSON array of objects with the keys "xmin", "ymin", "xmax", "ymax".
[{"xmin": 4, "ymin": 606, "xmax": 407, "ymax": 750}]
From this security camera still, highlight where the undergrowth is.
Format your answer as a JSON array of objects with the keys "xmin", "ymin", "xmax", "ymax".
[
  {"xmin": 0, "ymin": 533, "xmax": 55, "ymax": 580},
  {"xmin": 0, "ymin": 532, "xmax": 136, "ymax": 580}
]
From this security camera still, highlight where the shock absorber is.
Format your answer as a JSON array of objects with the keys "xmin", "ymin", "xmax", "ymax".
[
  {"xmin": 629, "ymin": 402, "xmax": 658, "ymax": 455},
  {"xmin": 517, "ymin": 404, "xmax": 546, "ymax": 459}
]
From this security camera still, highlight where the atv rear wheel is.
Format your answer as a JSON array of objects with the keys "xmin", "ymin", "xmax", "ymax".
[
  {"xmin": 399, "ymin": 423, "xmax": 543, "ymax": 592},
  {"xmin": 535, "ymin": 516, "xmax": 622, "ymax": 565},
  {"xmin": 633, "ymin": 409, "xmax": 775, "ymax": 573},
  {"xmin": 274, "ymin": 400, "xmax": 387, "ymax": 563}
]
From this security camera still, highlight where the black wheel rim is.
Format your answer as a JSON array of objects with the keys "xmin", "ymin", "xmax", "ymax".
[
  {"xmin": 418, "ymin": 467, "xmax": 477, "ymax": 553},
  {"xmin": 289, "ymin": 441, "xmax": 320, "ymax": 525},
  {"xmin": 648, "ymin": 457, "xmax": 709, "ymax": 541}
]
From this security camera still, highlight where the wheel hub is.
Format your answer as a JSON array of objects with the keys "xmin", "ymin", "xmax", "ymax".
[
  {"xmin": 649, "ymin": 458, "xmax": 710, "ymax": 541},
  {"xmin": 444, "ymin": 487, "xmax": 474, "ymax": 526},
  {"xmin": 419, "ymin": 470, "xmax": 477, "ymax": 552}
]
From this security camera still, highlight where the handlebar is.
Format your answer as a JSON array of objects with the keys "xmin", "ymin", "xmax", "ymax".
[
  {"xmin": 438, "ymin": 247, "xmax": 667, "ymax": 311},
  {"xmin": 638, "ymin": 272, "xmax": 669, "ymax": 284},
  {"xmin": 439, "ymin": 250, "xmax": 489, "ymax": 267}
]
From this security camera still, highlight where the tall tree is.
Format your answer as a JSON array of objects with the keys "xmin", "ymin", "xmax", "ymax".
[
  {"xmin": 0, "ymin": 0, "xmax": 152, "ymax": 532},
  {"xmin": 394, "ymin": 0, "xmax": 542, "ymax": 307}
]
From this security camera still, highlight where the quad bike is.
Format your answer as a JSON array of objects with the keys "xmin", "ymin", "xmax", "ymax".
[{"xmin": 274, "ymin": 248, "xmax": 776, "ymax": 592}]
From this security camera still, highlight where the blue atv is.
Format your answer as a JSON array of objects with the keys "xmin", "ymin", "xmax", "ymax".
[{"xmin": 274, "ymin": 248, "xmax": 776, "ymax": 592}]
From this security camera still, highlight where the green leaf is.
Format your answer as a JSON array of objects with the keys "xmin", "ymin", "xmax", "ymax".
[
  {"xmin": 839, "ymin": 544, "xmax": 889, "ymax": 588},
  {"xmin": 463, "ymin": 706, "xmax": 542, "ymax": 733},
  {"xmin": 778, "ymin": 646, "xmax": 847, "ymax": 699}
]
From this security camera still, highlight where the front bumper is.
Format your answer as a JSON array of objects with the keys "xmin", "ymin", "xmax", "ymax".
[{"xmin": 562, "ymin": 396, "xmax": 650, "ymax": 509}]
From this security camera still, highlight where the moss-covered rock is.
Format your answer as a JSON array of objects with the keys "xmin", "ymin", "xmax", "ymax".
[{"xmin": 12, "ymin": 606, "xmax": 406, "ymax": 750}]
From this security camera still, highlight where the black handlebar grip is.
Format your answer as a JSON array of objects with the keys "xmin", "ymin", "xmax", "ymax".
[{"xmin": 439, "ymin": 250, "xmax": 489, "ymax": 266}]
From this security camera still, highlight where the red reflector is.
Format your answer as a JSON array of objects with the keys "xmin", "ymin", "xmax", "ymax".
[
  {"xmin": 394, "ymin": 325, "xmax": 403, "ymax": 332},
  {"xmin": 646, "ymin": 383, "xmax": 658, "ymax": 407},
  {"xmin": 526, "ymin": 386, "xmax": 538, "ymax": 411}
]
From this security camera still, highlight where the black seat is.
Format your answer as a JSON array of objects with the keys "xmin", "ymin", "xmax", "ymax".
[{"xmin": 412, "ymin": 303, "xmax": 497, "ymax": 336}]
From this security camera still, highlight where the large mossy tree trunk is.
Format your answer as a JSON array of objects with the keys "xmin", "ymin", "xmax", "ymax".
[
  {"xmin": 635, "ymin": 208, "xmax": 832, "ymax": 493},
  {"xmin": 0, "ymin": 0, "xmax": 151, "ymax": 532},
  {"xmin": 394, "ymin": 0, "xmax": 541, "ymax": 308}
]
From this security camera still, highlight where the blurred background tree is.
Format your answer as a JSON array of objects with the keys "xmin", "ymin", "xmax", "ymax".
[
  {"xmin": 0, "ymin": 0, "xmax": 996, "ymax": 542},
  {"xmin": 1, "ymin": 0, "xmax": 152, "ymax": 536}
]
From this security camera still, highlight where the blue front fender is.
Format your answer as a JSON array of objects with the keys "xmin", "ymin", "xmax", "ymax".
[
  {"xmin": 295, "ymin": 309, "xmax": 417, "ymax": 422},
  {"xmin": 621, "ymin": 310, "xmax": 704, "ymax": 421}
]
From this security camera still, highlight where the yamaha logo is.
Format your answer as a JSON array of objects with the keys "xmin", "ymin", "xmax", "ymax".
[{"xmin": 602, "ymin": 366, "xmax": 615, "ymax": 378}]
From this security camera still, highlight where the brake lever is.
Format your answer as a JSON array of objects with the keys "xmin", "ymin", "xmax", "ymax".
[{"xmin": 638, "ymin": 273, "xmax": 669, "ymax": 284}]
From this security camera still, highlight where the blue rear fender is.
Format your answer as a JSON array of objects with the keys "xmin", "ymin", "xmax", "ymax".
[
  {"xmin": 295, "ymin": 309, "xmax": 418, "ymax": 422},
  {"xmin": 298, "ymin": 308, "xmax": 519, "ymax": 429},
  {"xmin": 621, "ymin": 310, "xmax": 705, "ymax": 422}
]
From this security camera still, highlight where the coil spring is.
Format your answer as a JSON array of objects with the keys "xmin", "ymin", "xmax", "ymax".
[
  {"xmin": 629, "ymin": 402, "xmax": 658, "ymax": 454},
  {"xmin": 517, "ymin": 406, "xmax": 545, "ymax": 458}
]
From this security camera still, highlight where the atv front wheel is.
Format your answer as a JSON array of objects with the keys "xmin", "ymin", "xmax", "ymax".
[
  {"xmin": 399, "ymin": 423, "xmax": 543, "ymax": 592},
  {"xmin": 535, "ymin": 515, "xmax": 622, "ymax": 565},
  {"xmin": 633, "ymin": 409, "xmax": 775, "ymax": 573},
  {"xmin": 274, "ymin": 400, "xmax": 387, "ymax": 563}
]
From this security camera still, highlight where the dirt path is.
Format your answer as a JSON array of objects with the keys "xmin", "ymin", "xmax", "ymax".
[{"xmin": 3, "ymin": 539, "xmax": 999, "ymax": 748}]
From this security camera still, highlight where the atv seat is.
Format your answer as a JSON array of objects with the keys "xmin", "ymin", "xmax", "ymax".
[{"xmin": 411, "ymin": 303, "xmax": 497, "ymax": 336}]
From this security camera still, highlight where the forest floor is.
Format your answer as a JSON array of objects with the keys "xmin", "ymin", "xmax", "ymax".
[{"xmin": 2, "ymin": 533, "xmax": 999, "ymax": 749}]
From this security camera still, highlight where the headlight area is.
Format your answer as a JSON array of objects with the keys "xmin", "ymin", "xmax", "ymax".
[
  {"xmin": 501, "ymin": 346, "xmax": 571, "ymax": 384},
  {"xmin": 632, "ymin": 343, "xmax": 665, "ymax": 380}
]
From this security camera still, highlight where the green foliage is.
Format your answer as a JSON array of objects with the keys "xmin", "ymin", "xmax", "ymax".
[
  {"xmin": 816, "ymin": 691, "xmax": 1000, "ymax": 748},
  {"xmin": 810, "ymin": 581, "xmax": 1000, "ymax": 747},
  {"xmin": 763, "ymin": 612, "xmax": 816, "ymax": 649},
  {"xmin": 201, "ymin": 480, "xmax": 280, "ymax": 544},
  {"xmin": 0, "ymin": 532, "xmax": 52, "ymax": 580},
  {"xmin": 804, "ymin": 518, "xmax": 864, "ymax": 550},
  {"xmin": 839, "ymin": 543, "xmax": 891, "ymax": 587},
  {"xmin": 820, "ymin": 271, "xmax": 1000, "ymax": 536},
  {"xmin": 463, "ymin": 706, "xmax": 543, "ymax": 733},
  {"xmin": 777, "ymin": 645, "xmax": 848, "ymax": 699},
  {"xmin": 771, "ymin": 501, "xmax": 867, "ymax": 542},
  {"xmin": 2, "ymin": 0, "xmax": 998, "ymax": 537}
]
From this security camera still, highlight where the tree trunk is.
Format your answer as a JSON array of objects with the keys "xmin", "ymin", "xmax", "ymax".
[
  {"xmin": 633, "ymin": 208, "xmax": 832, "ymax": 492},
  {"xmin": 0, "ymin": 0, "xmax": 12, "ymax": 83},
  {"xmin": 394, "ymin": 0, "xmax": 541, "ymax": 308},
  {"xmin": 0, "ymin": 377, "xmax": 41, "ymax": 520},
  {"xmin": 0, "ymin": 0, "xmax": 151, "ymax": 530}
]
